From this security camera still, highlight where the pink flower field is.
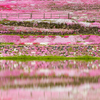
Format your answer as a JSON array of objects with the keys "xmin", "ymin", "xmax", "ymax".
[
  {"xmin": 0, "ymin": 60, "xmax": 100, "ymax": 100},
  {"xmin": 0, "ymin": 35, "xmax": 100, "ymax": 45},
  {"xmin": 0, "ymin": 0, "xmax": 100, "ymax": 100}
]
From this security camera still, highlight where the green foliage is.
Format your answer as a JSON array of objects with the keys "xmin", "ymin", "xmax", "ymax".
[
  {"xmin": 86, "ymin": 20, "xmax": 95, "ymax": 23},
  {"xmin": 0, "ymin": 42, "xmax": 14, "ymax": 45},
  {"xmin": 0, "ymin": 55, "xmax": 100, "ymax": 62}
]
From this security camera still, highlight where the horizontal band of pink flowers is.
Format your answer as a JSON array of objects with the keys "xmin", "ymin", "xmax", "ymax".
[
  {"xmin": 0, "ymin": 35, "xmax": 100, "ymax": 45},
  {"xmin": 0, "ymin": 45, "xmax": 100, "ymax": 57}
]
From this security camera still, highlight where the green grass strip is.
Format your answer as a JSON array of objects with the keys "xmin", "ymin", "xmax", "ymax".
[
  {"xmin": 0, "ymin": 42, "xmax": 14, "ymax": 45},
  {"xmin": 0, "ymin": 55, "xmax": 100, "ymax": 62}
]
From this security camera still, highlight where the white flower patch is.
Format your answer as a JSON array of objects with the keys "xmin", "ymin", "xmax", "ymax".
[
  {"xmin": 91, "ymin": 61, "xmax": 93, "ymax": 64},
  {"xmin": 31, "ymin": 4, "xmax": 35, "ymax": 6},
  {"xmin": 79, "ymin": 22, "xmax": 91, "ymax": 27},
  {"xmin": 24, "ymin": 68, "xmax": 29, "ymax": 73},
  {"xmin": 82, "ymin": 14, "xmax": 87, "ymax": 16},
  {"xmin": 19, "ymin": 52, "xmax": 21, "ymax": 56},
  {"xmin": 0, "ymin": 54, "xmax": 3, "ymax": 57},
  {"xmin": 14, "ymin": 27, "xmax": 17, "ymax": 30},
  {"xmin": 65, "ymin": 86, "xmax": 73, "ymax": 92},
  {"xmin": 79, "ymin": 84, "xmax": 90, "ymax": 97},
  {"xmin": 74, "ymin": 52, "xmax": 76, "ymax": 55},
  {"xmin": 69, "ymin": 12, "xmax": 73, "ymax": 14},
  {"xmin": 40, "ymin": 42, "xmax": 49, "ymax": 45},
  {"xmin": 80, "ymin": 16, "xmax": 87, "ymax": 19},
  {"xmin": 14, "ymin": 80, "xmax": 18, "ymax": 85},
  {"xmin": 87, "ymin": 63, "xmax": 90, "ymax": 67},
  {"xmin": 39, "ymin": 69, "xmax": 50, "ymax": 75},
  {"xmin": 92, "ymin": 48, "xmax": 94, "ymax": 51},
  {"xmin": 14, "ymin": 64, "xmax": 18, "ymax": 68},
  {"xmin": 25, "ymin": 43, "xmax": 33, "ymax": 45},
  {"xmin": 19, "ymin": 62, "xmax": 22, "ymax": 64},
  {"xmin": 83, "ymin": 42, "xmax": 90, "ymax": 45},
  {"xmin": 74, "ymin": 61, "xmax": 76, "ymax": 64},
  {"xmin": 92, "ymin": 64, "xmax": 97, "ymax": 69},
  {"xmin": 99, "ymin": 64, "xmax": 100, "ymax": 67},
  {"xmin": 72, "ymin": 87, "xmax": 78, "ymax": 94},
  {"xmin": 31, "ymin": 51, "xmax": 36, "ymax": 54},
  {"xmin": 83, "ymin": 69, "xmax": 89, "ymax": 73},
  {"xmin": 91, "ymin": 52, "xmax": 93, "ymax": 54},
  {"xmin": 80, "ymin": 90, "xmax": 88, "ymax": 97},
  {"xmin": 42, "ymin": 54, "xmax": 45, "ymax": 56},
  {"xmin": 31, "ymin": 61, "xmax": 36, "ymax": 65},
  {"xmin": 14, "ymin": 48, "xmax": 18, "ymax": 52},
  {"xmin": 72, "ymin": 17, "xmax": 78, "ymax": 19},
  {"xmin": 24, "ymin": 66, "xmax": 29, "ymax": 73}
]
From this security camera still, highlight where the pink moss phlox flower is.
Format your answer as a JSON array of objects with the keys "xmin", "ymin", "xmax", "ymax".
[
  {"xmin": 64, "ymin": 36, "xmax": 69, "ymax": 38},
  {"xmin": 19, "ymin": 42, "xmax": 25, "ymax": 45}
]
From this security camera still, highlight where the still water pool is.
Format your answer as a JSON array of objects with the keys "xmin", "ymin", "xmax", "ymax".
[{"xmin": 0, "ymin": 60, "xmax": 100, "ymax": 100}]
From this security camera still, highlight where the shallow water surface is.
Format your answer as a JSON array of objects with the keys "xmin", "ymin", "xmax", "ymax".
[{"xmin": 0, "ymin": 60, "xmax": 100, "ymax": 100}]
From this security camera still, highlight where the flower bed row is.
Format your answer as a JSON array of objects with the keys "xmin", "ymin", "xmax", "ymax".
[
  {"xmin": 1, "ymin": 35, "xmax": 100, "ymax": 45},
  {"xmin": 0, "ymin": 45, "xmax": 100, "ymax": 57},
  {"xmin": 0, "ymin": 19, "xmax": 99, "ymax": 35}
]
